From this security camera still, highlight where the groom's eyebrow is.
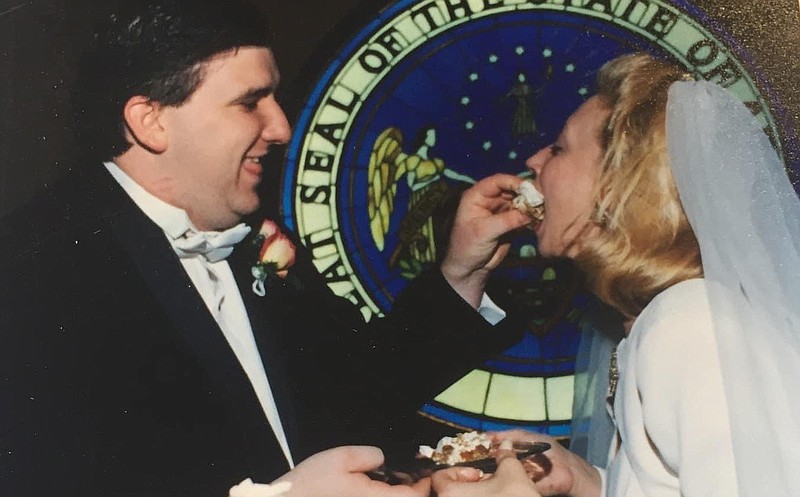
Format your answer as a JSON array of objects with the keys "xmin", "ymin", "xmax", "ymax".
[{"xmin": 230, "ymin": 86, "xmax": 275, "ymax": 106}]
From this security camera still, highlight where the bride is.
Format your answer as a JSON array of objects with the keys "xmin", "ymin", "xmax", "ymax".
[{"xmin": 431, "ymin": 53, "xmax": 800, "ymax": 497}]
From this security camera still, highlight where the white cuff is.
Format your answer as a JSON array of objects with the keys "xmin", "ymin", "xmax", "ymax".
[
  {"xmin": 229, "ymin": 479, "xmax": 292, "ymax": 497},
  {"xmin": 477, "ymin": 293, "xmax": 506, "ymax": 325}
]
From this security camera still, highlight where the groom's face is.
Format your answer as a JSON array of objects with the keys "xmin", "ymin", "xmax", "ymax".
[{"xmin": 158, "ymin": 47, "xmax": 292, "ymax": 231}]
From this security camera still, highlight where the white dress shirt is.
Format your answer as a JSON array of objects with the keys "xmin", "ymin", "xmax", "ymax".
[
  {"xmin": 477, "ymin": 293, "xmax": 505, "ymax": 325},
  {"xmin": 104, "ymin": 162, "xmax": 295, "ymax": 468}
]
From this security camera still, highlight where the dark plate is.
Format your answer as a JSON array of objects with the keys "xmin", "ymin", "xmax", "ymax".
[{"xmin": 367, "ymin": 441, "xmax": 551, "ymax": 484}]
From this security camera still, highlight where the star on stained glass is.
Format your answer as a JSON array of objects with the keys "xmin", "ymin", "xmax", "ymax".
[
  {"xmin": 483, "ymin": 141, "xmax": 493, "ymax": 151},
  {"xmin": 465, "ymin": 121, "xmax": 475, "ymax": 130},
  {"xmin": 489, "ymin": 54, "xmax": 499, "ymax": 63},
  {"xmin": 461, "ymin": 96, "xmax": 471, "ymax": 105},
  {"xmin": 520, "ymin": 244, "xmax": 537, "ymax": 258},
  {"xmin": 508, "ymin": 151, "xmax": 518, "ymax": 160},
  {"xmin": 469, "ymin": 72, "xmax": 479, "ymax": 82},
  {"xmin": 515, "ymin": 46, "xmax": 525, "ymax": 55},
  {"xmin": 578, "ymin": 87, "xmax": 589, "ymax": 96},
  {"xmin": 565, "ymin": 63, "xmax": 576, "ymax": 73},
  {"xmin": 542, "ymin": 48, "xmax": 553, "ymax": 58}
]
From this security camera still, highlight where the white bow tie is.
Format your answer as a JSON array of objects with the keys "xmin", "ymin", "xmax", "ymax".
[{"xmin": 172, "ymin": 223, "xmax": 252, "ymax": 263}]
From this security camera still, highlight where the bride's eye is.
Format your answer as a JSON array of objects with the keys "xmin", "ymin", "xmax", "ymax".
[{"xmin": 549, "ymin": 144, "xmax": 563, "ymax": 156}]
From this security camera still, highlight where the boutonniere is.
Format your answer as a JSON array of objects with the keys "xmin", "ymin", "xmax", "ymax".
[{"xmin": 251, "ymin": 219, "xmax": 297, "ymax": 297}]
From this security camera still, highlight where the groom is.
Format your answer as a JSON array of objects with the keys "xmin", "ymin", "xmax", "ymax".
[{"xmin": 0, "ymin": 1, "xmax": 531, "ymax": 496}]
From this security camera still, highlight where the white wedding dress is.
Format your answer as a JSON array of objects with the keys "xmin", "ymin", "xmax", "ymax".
[
  {"xmin": 585, "ymin": 79, "xmax": 800, "ymax": 497},
  {"xmin": 604, "ymin": 278, "xmax": 738, "ymax": 497}
]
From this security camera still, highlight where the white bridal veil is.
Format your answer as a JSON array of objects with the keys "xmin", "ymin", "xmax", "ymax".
[{"xmin": 666, "ymin": 80, "xmax": 800, "ymax": 497}]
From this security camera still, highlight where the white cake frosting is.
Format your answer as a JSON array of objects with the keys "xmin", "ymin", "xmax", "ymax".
[{"xmin": 418, "ymin": 431, "xmax": 493, "ymax": 465}]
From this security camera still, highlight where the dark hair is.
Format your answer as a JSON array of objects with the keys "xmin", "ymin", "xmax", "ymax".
[{"xmin": 73, "ymin": 0, "xmax": 273, "ymax": 162}]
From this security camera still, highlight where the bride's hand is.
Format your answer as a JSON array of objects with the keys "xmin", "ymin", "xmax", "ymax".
[
  {"xmin": 431, "ymin": 441, "xmax": 541, "ymax": 497},
  {"xmin": 486, "ymin": 431, "xmax": 602, "ymax": 497}
]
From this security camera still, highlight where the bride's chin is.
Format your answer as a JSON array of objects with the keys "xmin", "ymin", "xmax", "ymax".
[
  {"xmin": 563, "ymin": 245, "xmax": 581, "ymax": 260},
  {"xmin": 536, "ymin": 238, "xmax": 559, "ymax": 259}
]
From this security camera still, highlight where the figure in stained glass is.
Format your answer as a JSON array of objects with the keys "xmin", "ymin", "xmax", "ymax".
[{"xmin": 368, "ymin": 126, "xmax": 475, "ymax": 277}]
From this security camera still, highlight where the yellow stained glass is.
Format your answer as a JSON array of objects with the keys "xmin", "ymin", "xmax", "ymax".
[
  {"xmin": 434, "ymin": 369, "xmax": 491, "ymax": 414},
  {"xmin": 545, "ymin": 376, "xmax": 575, "ymax": 421},
  {"xmin": 484, "ymin": 375, "xmax": 546, "ymax": 421},
  {"xmin": 433, "ymin": 371, "xmax": 576, "ymax": 424}
]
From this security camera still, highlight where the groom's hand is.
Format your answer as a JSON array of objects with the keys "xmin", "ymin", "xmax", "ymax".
[
  {"xmin": 275, "ymin": 446, "xmax": 430, "ymax": 497},
  {"xmin": 442, "ymin": 173, "xmax": 530, "ymax": 309}
]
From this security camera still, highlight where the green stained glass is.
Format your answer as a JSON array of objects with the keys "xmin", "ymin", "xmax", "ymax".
[
  {"xmin": 546, "ymin": 376, "xmax": 575, "ymax": 421},
  {"xmin": 434, "ymin": 369, "xmax": 491, "ymax": 414},
  {"xmin": 485, "ymin": 375, "xmax": 546, "ymax": 421}
]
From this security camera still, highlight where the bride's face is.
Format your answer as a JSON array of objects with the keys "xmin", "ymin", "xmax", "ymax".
[{"xmin": 525, "ymin": 96, "xmax": 609, "ymax": 258}]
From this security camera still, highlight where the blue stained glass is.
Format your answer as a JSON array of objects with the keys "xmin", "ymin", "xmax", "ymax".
[
  {"xmin": 421, "ymin": 401, "xmax": 573, "ymax": 436},
  {"xmin": 284, "ymin": 0, "xmax": 798, "ymax": 434},
  {"xmin": 305, "ymin": 9, "xmax": 661, "ymax": 433},
  {"xmin": 389, "ymin": 72, "xmax": 453, "ymax": 118}
]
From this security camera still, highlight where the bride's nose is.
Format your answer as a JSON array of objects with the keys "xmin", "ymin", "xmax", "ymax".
[{"xmin": 525, "ymin": 146, "xmax": 549, "ymax": 179}]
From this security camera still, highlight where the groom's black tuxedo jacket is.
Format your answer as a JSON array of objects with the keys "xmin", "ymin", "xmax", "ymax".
[{"xmin": 0, "ymin": 167, "xmax": 522, "ymax": 497}]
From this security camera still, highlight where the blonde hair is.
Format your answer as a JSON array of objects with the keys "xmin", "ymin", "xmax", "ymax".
[{"xmin": 574, "ymin": 53, "xmax": 702, "ymax": 318}]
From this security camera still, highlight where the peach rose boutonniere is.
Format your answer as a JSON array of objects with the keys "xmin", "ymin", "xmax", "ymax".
[{"xmin": 251, "ymin": 219, "xmax": 297, "ymax": 297}]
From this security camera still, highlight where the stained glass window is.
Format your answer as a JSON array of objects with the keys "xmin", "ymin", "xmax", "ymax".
[{"xmin": 282, "ymin": 0, "xmax": 798, "ymax": 438}]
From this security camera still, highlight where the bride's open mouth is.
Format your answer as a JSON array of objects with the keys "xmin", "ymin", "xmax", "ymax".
[{"xmin": 513, "ymin": 180, "xmax": 545, "ymax": 225}]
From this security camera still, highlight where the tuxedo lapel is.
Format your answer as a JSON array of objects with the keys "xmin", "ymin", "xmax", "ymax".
[
  {"xmin": 228, "ymin": 245, "xmax": 301, "ymax": 456},
  {"xmin": 84, "ymin": 168, "xmax": 290, "ymax": 475}
]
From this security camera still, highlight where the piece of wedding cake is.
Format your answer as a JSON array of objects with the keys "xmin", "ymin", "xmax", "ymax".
[
  {"xmin": 418, "ymin": 431, "xmax": 493, "ymax": 465},
  {"xmin": 512, "ymin": 180, "xmax": 545, "ymax": 221}
]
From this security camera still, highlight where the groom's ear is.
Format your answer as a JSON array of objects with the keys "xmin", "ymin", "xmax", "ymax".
[{"xmin": 122, "ymin": 95, "xmax": 168, "ymax": 154}]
